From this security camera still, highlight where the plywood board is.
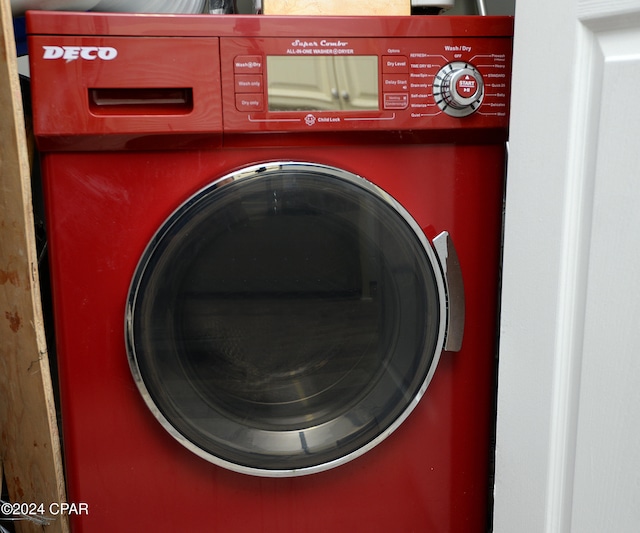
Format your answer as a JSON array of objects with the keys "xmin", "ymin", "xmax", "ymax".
[
  {"xmin": 0, "ymin": 0, "xmax": 69, "ymax": 531},
  {"xmin": 263, "ymin": 0, "xmax": 410, "ymax": 15}
]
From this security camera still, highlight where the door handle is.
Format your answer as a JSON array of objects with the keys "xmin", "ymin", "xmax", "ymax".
[{"xmin": 433, "ymin": 231, "xmax": 465, "ymax": 352}]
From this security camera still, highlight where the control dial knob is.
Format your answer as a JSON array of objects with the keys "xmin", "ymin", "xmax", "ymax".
[{"xmin": 433, "ymin": 62, "xmax": 484, "ymax": 117}]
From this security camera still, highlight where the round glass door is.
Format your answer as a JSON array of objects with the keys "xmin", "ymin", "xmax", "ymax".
[{"xmin": 126, "ymin": 162, "xmax": 447, "ymax": 476}]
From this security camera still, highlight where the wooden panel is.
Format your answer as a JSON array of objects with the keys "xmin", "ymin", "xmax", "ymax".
[
  {"xmin": 0, "ymin": 0, "xmax": 68, "ymax": 531},
  {"xmin": 263, "ymin": 0, "xmax": 410, "ymax": 15}
]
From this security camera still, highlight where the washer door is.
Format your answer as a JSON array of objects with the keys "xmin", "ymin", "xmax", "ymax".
[{"xmin": 126, "ymin": 161, "xmax": 450, "ymax": 476}]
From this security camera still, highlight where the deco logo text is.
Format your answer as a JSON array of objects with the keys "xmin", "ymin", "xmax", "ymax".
[{"xmin": 42, "ymin": 45, "xmax": 118, "ymax": 61}]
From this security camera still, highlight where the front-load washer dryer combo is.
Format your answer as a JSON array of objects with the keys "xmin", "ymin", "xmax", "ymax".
[{"xmin": 28, "ymin": 12, "xmax": 512, "ymax": 532}]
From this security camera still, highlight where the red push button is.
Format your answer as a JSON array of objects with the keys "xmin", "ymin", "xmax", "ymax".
[
  {"xmin": 455, "ymin": 74, "xmax": 478, "ymax": 98},
  {"xmin": 235, "ymin": 93, "xmax": 264, "ymax": 112},
  {"xmin": 382, "ymin": 55, "xmax": 409, "ymax": 73},
  {"xmin": 384, "ymin": 93, "xmax": 408, "ymax": 110},
  {"xmin": 235, "ymin": 74, "xmax": 263, "ymax": 93},
  {"xmin": 383, "ymin": 74, "xmax": 409, "ymax": 92},
  {"xmin": 234, "ymin": 55, "xmax": 263, "ymax": 74}
]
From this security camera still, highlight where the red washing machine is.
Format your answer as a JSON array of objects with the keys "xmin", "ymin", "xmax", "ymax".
[{"xmin": 28, "ymin": 12, "xmax": 512, "ymax": 533}]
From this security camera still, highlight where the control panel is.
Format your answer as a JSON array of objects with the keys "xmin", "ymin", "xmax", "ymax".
[
  {"xmin": 26, "ymin": 12, "xmax": 513, "ymax": 149},
  {"xmin": 220, "ymin": 36, "xmax": 512, "ymax": 133}
]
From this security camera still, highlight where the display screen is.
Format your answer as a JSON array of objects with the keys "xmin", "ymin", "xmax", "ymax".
[{"xmin": 267, "ymin": 55, "xmax": 379, "ymax": 112}]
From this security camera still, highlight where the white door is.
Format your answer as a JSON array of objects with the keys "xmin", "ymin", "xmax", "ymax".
[{"xmin": 495, "ymin": 1, "xmax": 640, "ymax": 532}]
